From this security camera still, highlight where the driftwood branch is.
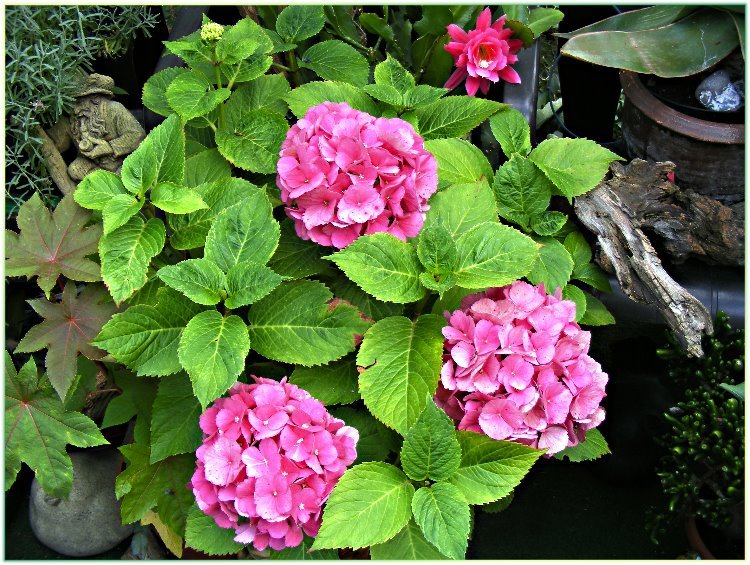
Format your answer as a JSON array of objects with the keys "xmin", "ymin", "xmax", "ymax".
[
  {"xmin": 35, "ymin": 126, "xmax": 77, "ymax": 195},
  {"xmin": 575, "ymin": 160, "xmax": 715, "ymax": 357}
]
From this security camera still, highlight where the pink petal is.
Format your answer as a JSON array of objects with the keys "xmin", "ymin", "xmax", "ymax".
[{"xmin": 538, "ymin": 426, "xmax": 569, "ymax": 454}]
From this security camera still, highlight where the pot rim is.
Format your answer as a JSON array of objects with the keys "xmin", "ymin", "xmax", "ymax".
[{"xmin": 620, "ymin": 70, "xmax": 744, "ymax": 145}]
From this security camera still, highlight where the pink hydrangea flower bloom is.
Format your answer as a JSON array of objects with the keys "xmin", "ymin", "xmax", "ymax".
[
  {"xmin": 434, "ymin": 280, "xmax": 608, "ymax": 455},
  {"xmin": 277, "ymin": 102, "xmax": 438, "ymax": 249},
  {"xmin": 444, "ymin": 7, "xmax": 525, "ymax": 96},
  {"xmin": 189, "ymin": 377, "xmax": 359, "ymax": 551}
]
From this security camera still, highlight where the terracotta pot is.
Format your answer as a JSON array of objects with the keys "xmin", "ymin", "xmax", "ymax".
[
  {"xmin": 619, "ymin": 70, "xmax": 744, "ymax": 203},
  {"xmin": 685, "ymin": 516, "xmax": 717, "ymax": 560}
]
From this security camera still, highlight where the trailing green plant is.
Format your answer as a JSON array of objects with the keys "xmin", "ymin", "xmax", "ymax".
[
  {"xmin": 6, "ymin": 7, "xmax": 621, "ymax": 559},
  {"xmin": 5, "ymin": 5, "xmax": 159, "ymax": 215},
  {"xmin": 649, "ymin": 311, "xmax": 744, "ymax": 542}
]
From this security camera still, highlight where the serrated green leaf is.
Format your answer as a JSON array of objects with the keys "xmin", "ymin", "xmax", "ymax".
[
  {"xmin": 301, "ymin": 40, "xmax": 369, "ymax": 86},
  {"xmin": 554, "ymin": 428, "xmax": 610, "ymax": 462},
  {"xmin": 489, "ymin": 106, "xmax": 532, "ymax": 158},
  {"xmin": 363, "ymin": 84, "xmax": 403, "ymax": 107},
  {"xmin": 325, "ymin": 233, "xmax": 426, "ymax": 304},
  {"xmin": 312, "ymin": 462, "xmax": 415, "ymax": 550},
  {"xmin": 331, "ymin": 406, "xmax": 399, "ymax": 463},
  {"xmin": 216, "ymin": 108, "xmax": 288, "ymax": 173},
  {"xmin": 424, "ymin": 138, "xmax": 493, "ymax": 189},
  {"xmin": 116, "ymin": 443, "xmax": 194, "ymax": 536},
  {"xmin": 579, "ymin": 291, "xmax": 616, "ymax": 326},
  {"xmin": 184, "ymin": 504, "xmax": 243, "ymax": 555},
  {"xmin": 359, "ymin": 12, "xmax": 394, "ymax": 42},
  {"xmin": 157, "ymin": 258, "xmax": 226, "ymax": 306},
  {"xmin": 225, "ymin": 74, "xmax": 290, "ymax": 118},
  {"xmin": 449, "ymin": 431, "xmax": 544, "ymax": 504},
  {"xmin": 370, "ymin": 519, "xmax": 448, "ymax": 560},
  {"xmin": 224, "ymin": 263, "xmax": 283, "ymax": 309},
  {"xmin": 403, "ymin": 85, "xmax": 448, "ymax": 108},
  {"xmin": 573, "ymin": 263, "xmax": 612, "ymax": 293},
  {"xmin": 290, "ymin": 356, "xmax": 359, "ymax": 406},
  {"xmin": 285, "ymin": 81, "xmax": 377, "ymax": 118},
  {"xmin": 166, "ymin": 70, "xmax": 231, "ymax": 121},
  {"xmin": 178, "ymin": 311, "xmax": 250, "ymax": 408},
  {"xmin": 93, "ymin": 287, "xmax": 204, "ymax": 376},
  {"xmin": 143, "ymin": 66, "xmax": 189, "ymax": 117},
  {"xmin": 5, "ymin": 193, "xmax": 102, "ymax": 298},
  {"xmin": 5, "ymin": 353, "xmax": 108, "ymax": 499},
  {"xmin": 247, "ymin": 280, "xmax": 370, "ymax": 366},
  {"xmin": 264, "ymin": 28, "xmax": 297, "ymax": 54},
  {"xmin": 419, "ymin": 271, "xmax": 456, "ymax": 295},
  {"xmin": 276, "ymin": 4, "xmax": 325, "ymax": 42},
  {"xmin": 401, "ymin": 400, "xmax": 461, "ymax": 481},
  {"xmin": 327, "ymin": 276, "xmax": 404, "ymax": 321},
  {"xmin": 74, "ymin": 169, "xmax": 129, "ymax": 210},
  {"xmin": 562, "ymin": 284, "xmax": 587, "ymax": 323},
  {"xmin": 526, "ymin": 236, "xmax": 574, "ymax": 293},
  {"xmin": 150, "ymin": 373, "xmax": 202, "ymax": 463},
  {"xmin": 185, "ymin": 148, "xmax": 232, "ymax": 188},
  {"xmin": 357, "ymin": 315, "xmax": 444, "ymax": 435},
  {"xmin": 480, "ymin": 491, "xmax": 514, "ymax": 513},
  {"xmin": 530, "ymin": 211, "xmax": 568, "ymax": 236},
  {"xmin": 216, "ymin": 16, "xmax": 272, "ymax": 65},
  {"xmin": 527, "ymin": 7, "xmax": 564, "ymax": 37},
  {"xmin": 168, "ymin": 178, "xmax": 262, "ymax": 251},
  {"xmin": 412, "ymin": 483, "xmax": 470, "ymax": 560},
  {"xmin": 272, "ymin": 536, "xmax": 339, "ymax": 560},
  {"xmin": 163, "ymin": 34, "xmax": 216, "ymax": 81},
  {"xmin": 122, "ymin": 114, "xmax": 185, "ymax": 195},
  {"xmin": 374, "ymin": 54, "xmax": 415, "ymax": 92},
  {"xmin": 99, "ymin": 216, "xmax": 166, "ymax": 304},
  {"xmin": 424, "ymin": 181, "xmax": 497, "ymax": 239},
  {"xmin": 268, "ymin": 219, "xmax": 328, "ymax": 280},
  {"xmin": 413, "ymin": 96, "xmax": 503, "ymax": 140},
  {"xmin": 454, "ymin": 222, "xmax": 539, "ymax": 289},
  {"xmin": 493, "ymin": 154, "xmax": 553, "ymax": 230},
  {"xmin": 16, "ymin": 284, "xmax": 114, "ymax": 400},
  {"xmin": 101, "ymin": 368, "xmax": 156, "ymax": 445},
  {"xmin": 529, "ymin": 137, "xmax": 621, "ymax": 200},
  {"xmin": 417, "ymin": 220, "xmax": 459, "ymax": 276},
  {"xmin": 101, "ymin": 194, "xmax": 143, "ymax": 235},
  {"xmin": 204, "ymin": 192, "xmax": 280, "ymax": 272},
  {"xmin": 564, "ymin": 231, "xmax": 592, "ymax": 269},
  {"xmin": 151, "ymin": 182, "xmax": 208, "ymax": 214}
]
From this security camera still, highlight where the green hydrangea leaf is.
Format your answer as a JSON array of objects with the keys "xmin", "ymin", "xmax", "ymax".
[
  {"xmin": 143, "ymin": 66, "xmax": 189, "ymax": 117},
  {"xmin": 327, "ymin": 276, "xmax": 404, "ymax": 321},
  {"xmin": 219, "ymin": 54, "xmax": 274, "ymax": 89},
  {"xmin": 454, "ymin": 222, "xmax": 540, "ymax": 289},
  {"xmin": 276, "ymin": 4, "xmax": 325, "ymax": 42},
  {"xmin": 151, "ymin": 182, "xmax": 208, "ymax": 214},
  {"xmin": 417, "ymin": 220, "xmax": 459, "ymax": 276},
  {"xmin": 312, "ymin": 462, "xmax": 415, "ymax": 550},
  {"xmin": 562, "ymin": 283, "xmax": 587, "ymax": 322},
  {"xmin": 372, "ymin": 54, "xmax": 415, "ymax": 92},
  {"xmin": 325, "ymin": 233, "xmax": 427, "ymax": 304},
  {"xmin": 301, "ymin": 40, "xmax": 370, "ymax": 86},
  {"xmin": 401, "ymin": 400, "xmax": 461, "ymax": 481},
  {"xmin": 168, "ymin": 178, "xmax": 263, "ymax": 251},
  {"xmin": 526, "ymin": 236, "xmax": 574, "ymax": 293},
  {"xmin": 411, "ymin": 483, "xmax": 470, "ymax": 560},
  {"xmin": 185, "ymin": 148, "xmax": 232, "ymax": 188},
  {"xmin": 554, "ymin": 428, "xmax": 610, "ymax": 462},
  {"xmin": 290, "ymin": 356, "xmax": 360, "ymax": 406},
  {"xmin": 163, "ymin": 34, "xmax": 216, "ymax": 82},
  {"xmin": 363, "ymin": 84, "xmax": 403, "ymax": 107},
  {"xmin": 224, "ymin": 263, "xmax": 284, "ymax": 309},
  {"xmin": 93, "ymin": 287, "xmax": 205, "ymax": 376},
  {"xmin": 285, "ymin": 81, "xmax": 377, "ymax": 118},
  {"xmin": 424, "ymin": 138, "xmax": 493, "ymax": 189},
  {"xmin": 449, "ymin": 431, "xmax": 544, "ymax": 504},
  {"xmin": 5, "ymin": 353, "xmax": 108, "ymax": 499},
  {"xmin": 5, "ymin": 193, "xmax": 102, "ymax": 298},
  {"xmin": 530, "ymin": 210, "xmax": 568, "ymax": 236},
  {"xmin": 403, "ymin": 85, "xmax": 449, "ymax": 108},
  {"xmin": 166, "ymin": 70, "xmax": 231, "ymax": 121},
  {"xmin": 413, "ymin": 96, "xmax": 504, "ymax": 140},
  {"xmin": 423, "ymin": 181, "xmax": 497, "ymax": 239},
  {"xmin": 489, "ymin": 106, "xmax": 532, "ymax": 158},
  {"xmin": 185, "ymin": 503, "xmax": 243, "ymax": 556},
  {"xmin": 271, "ymin": 536, "xmax": 339, "ymax": 560},
  {"xmin": 357, "ymin": 315, "xmax": 444, "ymax": 435},
  {"xmin": 573, "ymin": 262, "xmax": 613, "ymax": 293},
  {"xmin": 268, "ymin": 219, "xmax": 329, "ymax": 280},
  {"xmin": 122, "ymin": 114, "xmax": 185, "ymax": 195},
  {"xmin": 99, "ymin": 216, "xmax": 166, "ymax": 305},
  {"xmin": 216, "ymin": 16, "xmax": 272, "ymax": 65},
  {"xmin": 157, "ymin": 258, "xmax": 226, "ymax": 306},
  {"xmin": 100, "ymin": 369, "xmax": 157, "ymax": 445},
  {"xmin": 16, "ymin": 283, "xmax": 115, "ymax": 400},
  {"xmin": 101, "ymin": 194, "xmax": 143, "ymax": 235},
  {"xmin": 493, "ymin": 154, "xmax": 554, "ymax": 230},
  {"xmin": 74, "ymin": 169, "xmax": 129, "ymax": 210},
  {"xmin": 178, "ymin": 311, "xmax": 250, "ymax": 408},
  {"xmin": 225, "ymin": 74, "xmax": 290, "ymax": 118},
  {"xmin": 150, "ymin": 372, "xmax": 203, "ymax": 464},
  {"xmin": 529, "ymin": 137, "xmax": 622, "ymax": 200},
  {"xmin": 579, "ymin": 291, "xmax": 616, "ymax": 326},
  {"xmin": 116, "ymin": 443, "xmax": 194, "ymax": 536},
  {"xmin": 204, "ymin": 192, "xmax": 280, "ymax": 272},
  {"xmin": 247, "ymin": 280, "xmax": 370, "ymax": 366},
  {"xmin": 216, "ymin": 108, "xmax": 288, "ymax": 174},
  {"xmin": 370, "ymin": 520, "xmax": 448, "ymax": 560},
  {"xmin": 331, "ymin": 406, "xmax": 400, "ymax": 463},
  {"xmin": 564, "ymin": 231, "xmax": 592, "ymax": 269}
]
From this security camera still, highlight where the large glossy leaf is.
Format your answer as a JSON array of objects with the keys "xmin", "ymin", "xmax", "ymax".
[
  {"xmin": 557, "ymin": 5, "xmax": 695, "ymax": 37},
  {"xmin": 412, "ymin": 483, "xmax": 470, "ymax": 560},
  {"xmin": 424, "ymin": 138, "xmax": 493, "ymax": 189},
  {"xmin": 289, "ymin": 356, "xmax": 360, "ymax": 406},
  {"xmin": 184, "ymin": 504, "xmax": 243, "ymax": 556},
  {"xmin": 561, "ymin": 10, "xmax": 739, "ymax": 77},
  {"xmin": 300, "ymin": 40, "xmax": 370, "ymax": 86},
  {"xmin": 401, "ymin": 400, "xmax": 461, "ymax": 482},
  {"xmin": 370, "ymin": 520, "xmax": 447, "ymax": 560},
  {"xmin": 413, "ymin": 96, "xmax": 503, "ymax": 139},
  {"xmin": 150, "ymin": 373, "xmax": 203, "ymax": 463},
  {"xmin": 215, "ymin": 109, "xmax": 288, "ymax": 174}
]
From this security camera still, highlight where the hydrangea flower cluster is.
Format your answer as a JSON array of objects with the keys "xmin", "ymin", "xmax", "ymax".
[
  {"xmin": 277, "ymin": 101, "xmax": 438, "ymax": 249},
  {"xmin": 435, "ymin": 281, "xmax": 608, "ymax": 455},
  {"xmin": 444, "ymin": 7, "xmax": 524, "ymax": 96},
  {"xmin": 189, "ymin": 377, "xmax": 359, "ymax": 551}
]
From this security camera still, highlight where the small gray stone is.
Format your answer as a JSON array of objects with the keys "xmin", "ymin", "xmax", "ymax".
[
  {"xmin": 696, "ymin": 69, "xmax": 744, "ymax": 112},
  {"xmin": 29, "ymin": 449, "xmax": 133, "ymax": 557}
]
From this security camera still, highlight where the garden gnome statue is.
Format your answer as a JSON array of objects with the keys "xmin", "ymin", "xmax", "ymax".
[{"xmin": 47, "ymin": 73, "xmax": 145, "ymax": 181}]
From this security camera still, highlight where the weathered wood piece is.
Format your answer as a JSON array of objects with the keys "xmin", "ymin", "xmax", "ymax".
[{"xmin": 575, "ymin": 159, "xmax": 716, "ymax": 357}]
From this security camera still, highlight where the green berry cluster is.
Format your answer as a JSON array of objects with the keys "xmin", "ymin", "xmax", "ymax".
[{"xmin": 200, "ymin": 21, "xmax": 224, "ymax": 43}]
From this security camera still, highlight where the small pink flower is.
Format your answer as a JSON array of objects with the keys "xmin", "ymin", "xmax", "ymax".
[{"xmin": 444, "ymin": 7, "xmax": 525, "ymax": 96}]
